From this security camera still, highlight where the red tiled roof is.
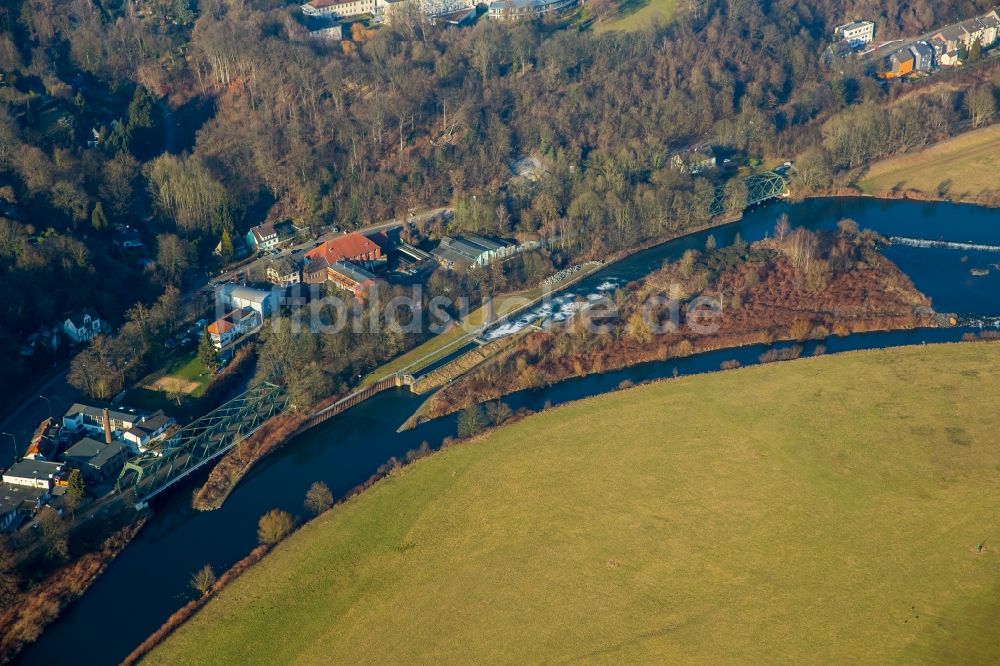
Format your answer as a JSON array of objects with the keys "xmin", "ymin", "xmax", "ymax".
[
  {"xmin": 207, "ymin": 319, "xmax": 235, "ymax": 335},
  {"xmin": 305, "ymin": 232, "xmax": 380, "ymax": 265}
]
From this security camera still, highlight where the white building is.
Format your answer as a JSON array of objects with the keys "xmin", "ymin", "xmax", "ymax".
[
  {"xmin": 3, "ymin": 459, "xmax": 64, "ymax": 490},
  {"xmin": 836, "ymin": 20, "xmax": 875, "ymax": 46},
  {"xmin": 302, "ymin": 0, "xmax": 379, "ymax": 19},
  {"xmin": 218, "ymin": 284, "xmax": 279, "ymax": 319},
  {"xmin": 207, "ymin": 308, "xmax": 261, "ymax": 351},
  {"xmin": 487, "ymin": 0, "xmax": 577, "ymax": 20},
  {"xmin": 63, "ymin": 403, "xmax": 148, "ymax": 440},
  {"xmin": 122, "ymin": 410, "xmax": 175, "ymax": 453},
  {"xmin": 432, "ymin": 235, "xmax": 516, "ymax": 269},
  {"xmin": 63, "ymin": 309, "xmax": 104, "ymax": 344}
]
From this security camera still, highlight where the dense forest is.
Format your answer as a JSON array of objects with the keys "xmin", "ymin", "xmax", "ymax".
[{"xmin": 0, "ymin": 0, "xmax": 998, "ymax": 406}]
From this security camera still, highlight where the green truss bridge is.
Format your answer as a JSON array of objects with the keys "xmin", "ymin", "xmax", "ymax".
[
  {"xmin": 711, "ymin": 170, "xmax": 789, "ymax": 217},
  {"xmin": 115, "ymin": 383, "xmax": 287, "ymax": 505}
]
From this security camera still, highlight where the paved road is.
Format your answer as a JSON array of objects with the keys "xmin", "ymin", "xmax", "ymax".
[
  {"xmin": 0, "ymin": 369, "xmax": 80, "ymax": 468},
  {"xmin": 0, "ymin": 206, "xmax": 451, "ymax": 469}
]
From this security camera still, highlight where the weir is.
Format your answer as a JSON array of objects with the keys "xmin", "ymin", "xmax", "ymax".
[{"xmin": 889, "ymin": 236, "xmax": 1000, "ymax": 252}]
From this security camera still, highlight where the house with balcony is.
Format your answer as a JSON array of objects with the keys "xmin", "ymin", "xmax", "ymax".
[{"xmin": 207, "ymin": 308, "xmax": 261, "ymax": 351}]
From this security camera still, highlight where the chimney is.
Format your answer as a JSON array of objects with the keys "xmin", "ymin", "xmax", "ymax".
[{"xmin": 102, "ymin": 408, "xmax": 112, "ymax": 444}]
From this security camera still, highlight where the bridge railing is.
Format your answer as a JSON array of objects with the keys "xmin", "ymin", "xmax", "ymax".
[{"xmin": 115, "ymin": 382, "xmax": 287, "ymax": 503}]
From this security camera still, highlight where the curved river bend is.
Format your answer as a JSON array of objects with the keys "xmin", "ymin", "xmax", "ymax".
[{"xmin": 15, "ymin": 197, "xmax": 1000, "ymax": 665}]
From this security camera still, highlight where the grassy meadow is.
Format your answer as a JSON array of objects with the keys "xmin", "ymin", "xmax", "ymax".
[
  {"xmin": 148, "ymin": 343, "xmax": 1000, "ymax": 664},
  {"xmin": 859, "ymin": 123, "xmax": 1000, "ymax": 198},
  {"xmin": 595, "ymin": 0, "xmax": 677, "ymax": 32}
]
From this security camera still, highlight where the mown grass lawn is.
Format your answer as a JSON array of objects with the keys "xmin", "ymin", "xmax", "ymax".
[
  {"xmin": 859, "ymin": 123, "xmax": 1000, "ymax": 198},
  {"xmin": 595, "ymin": 0, "xmax": 677, "ymax": 33},
  {"xmin": 148, "ymin": 343, "xmax": 1000, "ymax": 664}
]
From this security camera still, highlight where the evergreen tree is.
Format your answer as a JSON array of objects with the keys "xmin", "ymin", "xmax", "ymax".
[
  {"xmin": 219, "ymin": 227, "xmax": 235, "ymax": 262},
  {"xmin": 199, "ymin": 328, "xmax": 218, "ymax": 373},
  {"xmin": 67, "ymin": 468, "xmax": 86, "ymax": 501},
  {"xmin": 91, "ymin": 201, "xmax": 108, "ymax": 231}
]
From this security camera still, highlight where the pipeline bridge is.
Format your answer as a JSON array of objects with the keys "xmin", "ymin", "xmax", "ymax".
[
  {"xmin": 114, "ymin": 383, "xmax": 287, "ymax": 505},
  {"xmin": 711, "ymin": 171, "xmax": 789, "ymax": 217}
]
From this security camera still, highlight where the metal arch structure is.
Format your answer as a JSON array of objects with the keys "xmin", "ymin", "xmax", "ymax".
[
  {"xmin": 711, "ymin": 171, "xmax": 789, "ymax": 217},
  {"xmin": 745, "ymin": 171, "xmax": 788, "ymax": 206},
  {"xmin": 115, "ymin": 383, "xmax": 287, "ymax": 504}
]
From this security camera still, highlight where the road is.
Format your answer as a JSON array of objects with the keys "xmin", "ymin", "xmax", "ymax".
[
  {"xmin": 0, "ymin": 369, "xmax": 79, "ymax": 468},
  {"xmin": 0, "ymin": 206, "xmax": 451, "ymax": 469}
]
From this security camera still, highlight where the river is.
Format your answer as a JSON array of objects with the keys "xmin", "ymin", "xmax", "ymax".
[{"xmin": 14, "ymin": 197, "xmax": 1000, "ymax": 665}]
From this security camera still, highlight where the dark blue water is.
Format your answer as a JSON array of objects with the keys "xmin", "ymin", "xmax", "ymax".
[{"xmin": 15, "ymin": 198, "xmax": 1000, "ymax": 665}]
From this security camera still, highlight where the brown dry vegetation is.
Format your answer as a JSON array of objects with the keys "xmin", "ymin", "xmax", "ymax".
[
  {"xmin": 422, "ymin": 224, "xmax": 934, "ymax": 419},
  {"xmin": 192, "ymin": 411, "xmax": 310, "ymax": 510},
  {"xmin": 0, "ymin": 520, "xmax": 146, "ymax": 663}
]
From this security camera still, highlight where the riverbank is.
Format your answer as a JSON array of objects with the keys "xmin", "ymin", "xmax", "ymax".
[
  {"xmin": 0, "ymin": 517, "xmax": 147, "ymax": 663},
  {"xmin": 413, "ymin": 226, "xmax": 940, "ymax": 423},
  {"xmin": 15, "ymin": 196, "xmax": 1000, "ymax": 666},
  {"xmin": 142, "ymin": 342, "xmax": 1000, "ymax": 664},
  {"xmin": 193, "ymin": 214, "xmax": 751, "ymax": 505}
]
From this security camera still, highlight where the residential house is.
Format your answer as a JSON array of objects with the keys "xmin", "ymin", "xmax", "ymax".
[
  {"xmin": 486, "ymin": 0, "xmax": 577, "ymax": 20},
  {"xmin": 883, "ymin": 48, "xmax": 915, "ymax": 78},
  {"xmin": 23, "ymin": 418, "xmax": 61, "ymax": 461},
  {"xmin": 328, "ymin": 261, "xmax": 377, "ymax": 299},
  {"xmin": 61, "ymin": 437, "xmax": 129, "ymax": 482},
  {"xmin": 0, "ymin": 485, "xmax": 47, "ymax": 533},
  {"xmin": 246, "ymin": 222, "xmax": 280, "ymax": 252},
  {"xmin": 670, "ymin": 145, "xmax": 717, "ymax": 173},
  {"xmin": 432, "ymin": 235, "xmax": 516, "ymax": 269},
  {"xmin": 218, "ymin": 284, "xmax": 280, "ymax": 319},
  {"xmin": 266, "ymin": 256, "xmax": 302, "ymax": 287},
  {"xmin": 909, "ymin": 41, "xmax": 935, "ymax": 71},
  {"xmin": 63, "ymin": 403, "xmax": 148, "ymax": 440},
  {"xmin": 2, "ymin": 459, "xmax": 64, "ymax": 490},
  {"xmin": 207, "ymin": 308, "xmax": 261, "ymax": 350},
  {"xmin": 122, "ymin": 410, "xmax": 175, "ymax": 452},
  {"xmin": 835, "ymin": 20, "xmax": 874, "ymax": 46},
  {"xmin": 63, "ymin": 309, "xmax": 104, "ymax": 344}
]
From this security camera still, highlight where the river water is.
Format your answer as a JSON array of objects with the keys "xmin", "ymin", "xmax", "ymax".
[{"xmin": 15, "ymin": 197, "xmax": 1000, "ymax": 665}]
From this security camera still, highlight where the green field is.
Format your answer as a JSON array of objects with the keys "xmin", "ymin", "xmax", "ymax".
[
  {"xmin": 126, "ymin": 351, "xmax": 212, "ymax": 412},
  {"xmin": 149, "ymin": 344, "xmax": 1000, "ymax": 664},
  {"xmin": 595, "ymin": 0, "xmax": 676, "ymax": 33},
  {"xmin": 859, "ymin": 123, "xmax": 1000, "ymax": 198}
]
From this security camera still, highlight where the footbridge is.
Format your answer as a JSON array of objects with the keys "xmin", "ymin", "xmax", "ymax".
[
  {"xmin": 711, "ymin": 171, "xmax": 788, "ymax": 217},
  {"xmin": 114, "ymin": 383, "xmax": 287, "ymax": 504}
]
